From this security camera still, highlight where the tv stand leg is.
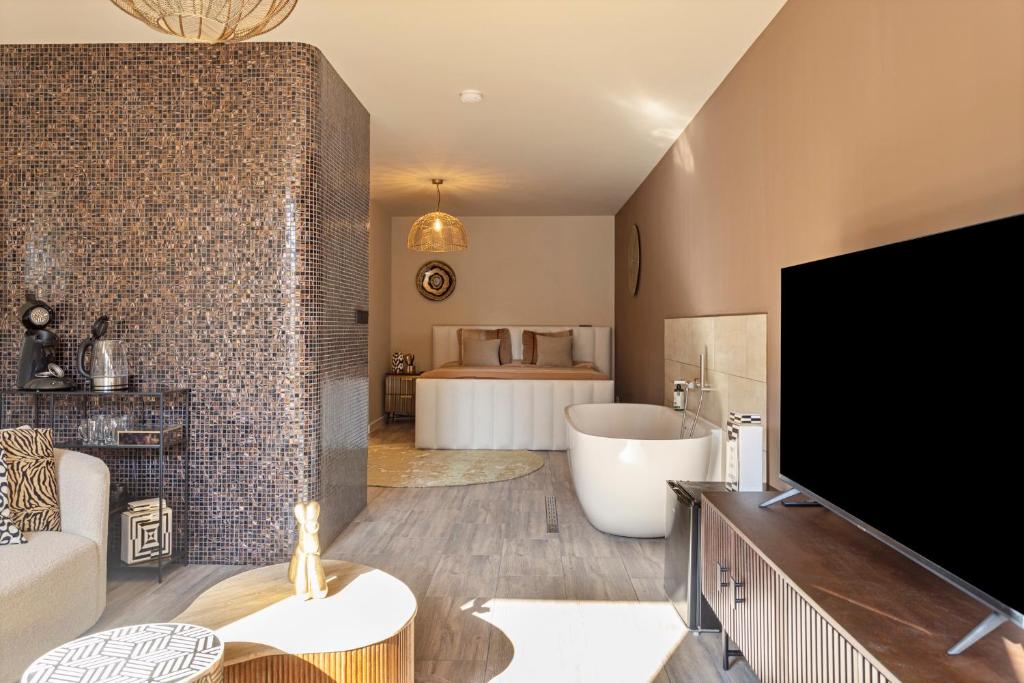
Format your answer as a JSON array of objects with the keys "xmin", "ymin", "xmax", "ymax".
[
  {"xmin": 721, "ymin": 630, "xmax": 742, "ymax": 670},
  {"xmin": 947, "ymin": 611, "xmax": 1007, "ymax": 655},
  {"xmin": 758, "ymin": 488, "xmax": 801, "ymax": 508}
]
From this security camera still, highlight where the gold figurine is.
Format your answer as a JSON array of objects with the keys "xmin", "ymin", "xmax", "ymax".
[{"xmin": 288, "ymin": 501, "xmax": 328, "ymax": 600}]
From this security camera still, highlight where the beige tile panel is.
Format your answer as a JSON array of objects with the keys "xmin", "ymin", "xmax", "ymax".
[
  {"xmin": 712, "ymin": 314, "xmax": 749, "ymax": 378},
  {"xmin": 665, "ymin": 313, "xmax": 766, "ymax": 384},
  {"xmin": 709, "ymin": 313, "xmax": 767, "ymax": 381},
  {"xmin": 746, "ymin": 314, "xmax": 768, "ymax": 382},
  {"xmin": 665, "ymin": 316, "xmax": 715, "ymax": 367},
  {"xmin": 726, "ymin": 374, "xmax": 767, "ymax": 420},
  {"xmin": 689, "ymin": 317, "xmax": 716, "ymax": 369},
  {"xmin": 699, "ymin": 370, "xmax": 730, "ymax": 428}
]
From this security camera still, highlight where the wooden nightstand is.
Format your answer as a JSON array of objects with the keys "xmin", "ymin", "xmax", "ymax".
[{"xmin": 384, "ymin": 372, "xmax": 420, "ymax": 422}]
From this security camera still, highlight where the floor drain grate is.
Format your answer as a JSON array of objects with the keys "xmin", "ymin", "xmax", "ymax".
[{"xmin": 545, "ymin": 496, "xmax": 559, "ymax": 533}]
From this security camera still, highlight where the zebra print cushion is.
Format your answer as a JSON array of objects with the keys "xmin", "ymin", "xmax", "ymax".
[
  {"xmin": 0, "ymin": 447, "xmax": 27, "ymax": 544},
  {"xmin": 0, "ymin": 427, "xmax": 60, "ymax": 532}
]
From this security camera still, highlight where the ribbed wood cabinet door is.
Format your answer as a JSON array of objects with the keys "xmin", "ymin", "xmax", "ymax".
[
  {"xmin": 782, "ymin": 584, "xmax": 892, "ymax": 683},
  {"xmin": 700, "ymin": 502, "xmax": 735, "ymax": 637},
  {"xmin": 729, "ymin": 532, "xmax": 789, "ymax": 683}
]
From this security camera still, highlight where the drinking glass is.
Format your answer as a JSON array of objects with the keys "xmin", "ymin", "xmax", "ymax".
[
  {"xmin": 95, "ymin": 415, "xmax": 114, "ymax": 446},
  {"xmin": 109, "ymin": 414, "xmax": 130, "ymax": 444},
  {"xmin": 78, "ymin": 418, "xmax": 98, "ymax": 444}
]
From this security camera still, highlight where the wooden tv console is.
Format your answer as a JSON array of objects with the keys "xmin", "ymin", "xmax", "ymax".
[{"xmin": 700, "ymin": 491, "xmax": 1022, "ymax": 683}]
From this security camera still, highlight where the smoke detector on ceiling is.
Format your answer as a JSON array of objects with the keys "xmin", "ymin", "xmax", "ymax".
[{"xmin": 459, "ymin": 90, "xmax": 484, "ymax": 104}]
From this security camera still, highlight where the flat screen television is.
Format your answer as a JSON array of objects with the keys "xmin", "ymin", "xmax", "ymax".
[{"xmin": 780, "ymin": 212, "xmax": 1024, "ymax": 651}]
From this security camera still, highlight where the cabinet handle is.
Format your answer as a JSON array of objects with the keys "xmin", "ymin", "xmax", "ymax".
[
  {"xmin": 716, "ymin": 562, "xmax": 729, "ymax": 591},
  {"xmin": 731, "ymin": 576, "xmax": 745, "ymax": 609}
]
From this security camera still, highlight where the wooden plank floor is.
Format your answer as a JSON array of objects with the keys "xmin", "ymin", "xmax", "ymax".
[{"xmin": 100, "ymin": 422, "xmax": 757, "ymax": 682}]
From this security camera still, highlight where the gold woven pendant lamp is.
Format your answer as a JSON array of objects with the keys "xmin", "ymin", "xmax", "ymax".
[
  {"xmin": 407, "ymin": 179, "xmax": 468, "ymax": 252},
  {"xmin": 110, "ymin": 0, "xmax": 298, "ymax": 43}
]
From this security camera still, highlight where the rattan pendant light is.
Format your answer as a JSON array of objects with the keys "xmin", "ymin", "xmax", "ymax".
[
  {"xmin": 407, "ymin": 179, "xmax": 468, "ymax": 252},
  {"xmin": 109, "ymin": 0, "xmax": 298, "ymax": 43}
]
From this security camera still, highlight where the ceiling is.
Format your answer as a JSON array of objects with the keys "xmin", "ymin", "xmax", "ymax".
[{"xmin": 0, "ymin": 0, "xmax": 786, "ymax": 216}]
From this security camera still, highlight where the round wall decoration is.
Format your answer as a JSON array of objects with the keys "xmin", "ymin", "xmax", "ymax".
[
  {"xmin": 416, "ymin": 260, "xmax": 456, "ymax": 301},
  {"xmin": 628, "ymin": 224, "xmax": 641, "ymax": 296}
]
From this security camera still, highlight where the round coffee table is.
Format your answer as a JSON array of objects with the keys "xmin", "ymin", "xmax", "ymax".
[
  {"xmin": 175, "ymin": 560, "xmax": 416, "ymax": 683},
  {"xmin": 21, "ymin": 623, "xmax": 223, "ymax": 683}
]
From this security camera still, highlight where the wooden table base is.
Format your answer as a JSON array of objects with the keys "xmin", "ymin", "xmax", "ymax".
[
  {"xmin": 174, "ymin": 561, "xmax": 417, "ymax": 683},
  {"xmin": 221, "ymin": 622, "xmax": 413, "ymax": 683}
]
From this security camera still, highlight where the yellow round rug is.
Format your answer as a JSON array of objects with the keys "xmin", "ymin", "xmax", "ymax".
[{"xmin": 368, "ymin": 444, "xmax": 544, "ymax": 488}]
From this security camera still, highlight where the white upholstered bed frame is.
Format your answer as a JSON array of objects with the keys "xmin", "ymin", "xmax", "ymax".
[{"xmin": 416, "ymin": 325, "xmax": 615, "ymax": 450}]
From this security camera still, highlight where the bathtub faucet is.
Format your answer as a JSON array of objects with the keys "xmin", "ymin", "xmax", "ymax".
[
  {"xmin": 697, "ymin": 352, "xmax": 711, "ymax": 391},
  {"xmin": 684, "ymin": 352, "xmax": 712, "ymax": 438}
]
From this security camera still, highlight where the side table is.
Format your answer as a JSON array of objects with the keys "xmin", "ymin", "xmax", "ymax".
[
  {"xmin": 384, "ymin": 372, "xmax": 420, "ymax": 422},
  {"xmin": 21, "ymin": 623, "xmax": 223, "ymax": 683},
  {"xmin": 175, "ymin": 560, "xmax": 416, "ymax": 683}
]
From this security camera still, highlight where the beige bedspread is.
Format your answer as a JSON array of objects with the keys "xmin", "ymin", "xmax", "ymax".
[{"xmin": 420, "ymin": 362, "xmax": 609, "ymax": 381}]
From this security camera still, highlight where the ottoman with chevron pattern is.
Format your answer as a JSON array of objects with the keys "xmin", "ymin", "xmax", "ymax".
[{"xmin": 20, "ymin": 623, "xmax": 223, "ymax": 683}]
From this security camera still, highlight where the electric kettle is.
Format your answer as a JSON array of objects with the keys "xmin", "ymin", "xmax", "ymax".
[{"xmin": 78, "ymin": 316, "xmax": 130, "ymax": 391}]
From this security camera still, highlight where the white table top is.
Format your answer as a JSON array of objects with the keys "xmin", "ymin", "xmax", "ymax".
[
  {"xmin": 174, "ymin": 560, "xmax": 417, "ymax": 665},
  {"xmin": 21, "ymin": 623, "xmax": 222, "ymax": 683}
]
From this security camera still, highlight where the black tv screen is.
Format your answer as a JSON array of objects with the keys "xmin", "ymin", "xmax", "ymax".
[{"xmin": 781, "ymin": 213, "xmax": 1023, "ymax": 625}]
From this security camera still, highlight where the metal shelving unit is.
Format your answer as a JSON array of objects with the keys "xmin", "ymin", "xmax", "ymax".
[{"xmin": 0, "ymin": 387, "xmax": 190, "ymax": 582}]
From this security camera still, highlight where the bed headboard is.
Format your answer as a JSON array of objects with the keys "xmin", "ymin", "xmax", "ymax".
[{"xmin": 432, "ymin": 325, "xmax": 613, "ymax": 376}]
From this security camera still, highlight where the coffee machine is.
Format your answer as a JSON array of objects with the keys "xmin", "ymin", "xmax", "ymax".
[{"xmin": 17, "ymin": 296, "xmax": 76, "ymax": 391}]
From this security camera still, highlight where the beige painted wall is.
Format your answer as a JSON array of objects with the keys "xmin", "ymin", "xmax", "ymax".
[
  {"xmin": 614, "ymin": 0, "xmax": 1024, "ymax": 488},
  {"xmin": 391, "ymin": 215, "xmax": 614, "ymax": 369},
  {"xmin": 368, "ymin": 200, "xmax": 392, "ymax": 428}
]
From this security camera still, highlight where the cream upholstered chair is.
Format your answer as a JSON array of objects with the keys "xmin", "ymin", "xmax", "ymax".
[{"xmin": 0, "ymin": 449, "xmax": 110, "ymax": 682}]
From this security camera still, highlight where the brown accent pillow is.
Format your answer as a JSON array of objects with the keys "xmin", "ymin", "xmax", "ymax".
[
  {"xmin": 0, "ymin": 427, "xmax": 60, "ymax": 531},
  {"xmin": 461, "ymin": 338, "xmax": 501, "ymax": 366},
  {"xmin": 535, "ymin": 334, "xmax": 574, "ymax": 367},
  {"xmin": 458, "ymin": 328, "xmax": 512, "ymax": 365},
  {"xmin": 522, "ymin": 329, "xmax": 573, "ymax": 364}
]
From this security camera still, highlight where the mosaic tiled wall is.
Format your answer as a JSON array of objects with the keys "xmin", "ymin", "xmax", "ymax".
[
  {"xmin": 305, "ymin": 51, "xmax": 370, "ymax": 546},
  {"xmin": 0, "ymin": 43, "xmax": 370, "ymax": 564}
]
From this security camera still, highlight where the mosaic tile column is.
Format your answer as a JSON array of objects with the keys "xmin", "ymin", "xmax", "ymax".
[{"xmin": 0, "ymin": 43, "xmax": 369, "ymax": 564}]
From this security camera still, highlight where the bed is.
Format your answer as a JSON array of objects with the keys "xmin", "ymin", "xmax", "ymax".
[{"xmin": 415, "ymin": 325, "xmax": 614, "ymax": 450}]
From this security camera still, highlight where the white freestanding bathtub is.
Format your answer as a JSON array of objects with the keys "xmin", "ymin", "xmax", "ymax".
[{"xmin": 565, "ymin": 403, "xmax": 722, "ymax": 538}]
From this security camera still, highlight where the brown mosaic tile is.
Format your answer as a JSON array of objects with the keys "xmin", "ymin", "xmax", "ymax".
[{"xmin": 0, "ymin": 43, "xmax": 370, "ymax": 564}]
